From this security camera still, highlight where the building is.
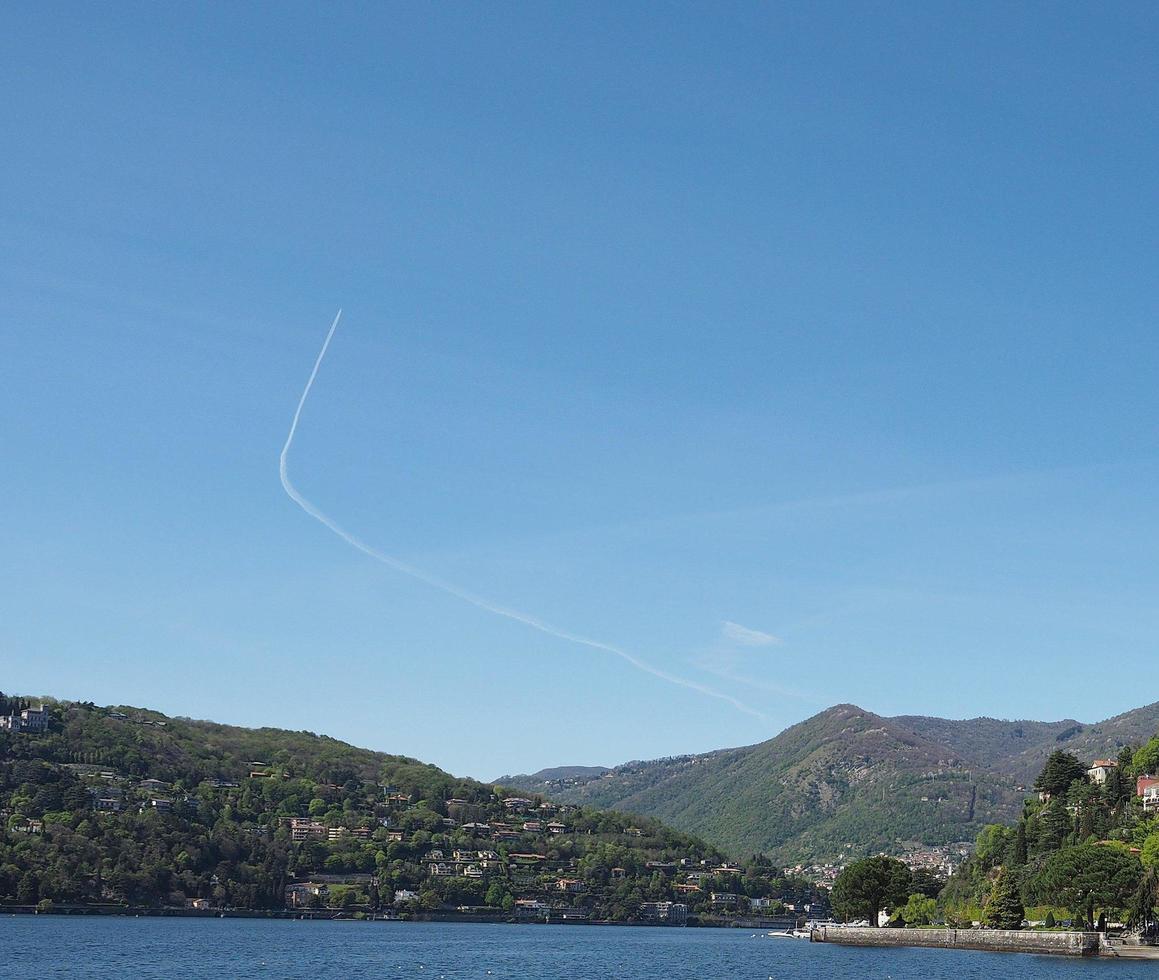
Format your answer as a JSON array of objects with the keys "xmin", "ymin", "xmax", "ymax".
[
  {"xmin": 640, "ymin": 901, "xmax": 688, "ymax": 925},
  {"xmin": 0, "ymin": 706, "xmax": 49, "ymax": 734},
  {"xmin": 10, "ymin": 818, "xmax": 43, "ymax": 834},
  {"xmin": 1087, "ymin": 760, "xmax": 1118, "ymax": 785},
  {"xmin": 141, "ymin": 798, "xmax": 172, "ymax": 813},
  {"xmin": 285, "ymin": 882, "xmax": 329, "ymax": 908},
  {"xmin": 1144, "ymin": 784, "xmax": 1159, "ymax": 813},
  {"xmin": 710, "ymin": 892, "xmax": 740, "ymax": 910},
  {"xmin": 514, "ymin": 899, "xmax": 551, "ymax": 919},
  {"xmin": 288, "ymin": 817, "xmax": 327, "ymax": 842}
]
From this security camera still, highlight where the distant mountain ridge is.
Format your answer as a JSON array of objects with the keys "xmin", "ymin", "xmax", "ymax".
[
  {"xmin": 495, "ymin": 765, "xmax": 611, "ymax": 787},
  {"xmin": 497, "ymin": 701, "xmax": 1159, "ymax": 864}
]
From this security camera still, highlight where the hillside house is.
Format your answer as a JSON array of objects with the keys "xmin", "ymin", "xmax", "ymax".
[
  {"xmin": 1087, "ymin": 760, "xmax": 1118, "ymax": 784},
  {"xmin": 0, "ymin": 706, "xmax": 49, "ymax": 734},
  {"xmin": 288, "ymin": 817, "xmax": 327, "ymax": 842},
  {"xmin": 10, "ymin": 818, "xmax": 43, "ymax": 834}
]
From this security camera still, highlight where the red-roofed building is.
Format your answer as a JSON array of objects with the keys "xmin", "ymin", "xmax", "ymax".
[{"xmin": 1139, "ymin": 776, "xmax": 1159, "ymax": 812}]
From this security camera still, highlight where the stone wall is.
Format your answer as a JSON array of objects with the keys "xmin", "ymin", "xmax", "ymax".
[{"xmin": 812, "ymin": 926, "xmax": 1101, "ymax": 957}]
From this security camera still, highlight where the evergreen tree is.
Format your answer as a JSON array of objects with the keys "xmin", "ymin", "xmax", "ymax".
[
  {"xmin": 981, "ymin": 869, "xmax": 1024, "ymax": 929},
  {"xmin": 1011, "ymin": 820, "xmax": 1028, "ymax": 866},
  {"xmin": 831, "ymin": 856, "xmax": 911, "ymax": 927},
  {"xmin": 1032, "ymin": 844, "xmax": 1142, "ymax": 930},
  {"xmin": 1034, "ymin": 751, "xmax": 1086, "ymax": 798}
]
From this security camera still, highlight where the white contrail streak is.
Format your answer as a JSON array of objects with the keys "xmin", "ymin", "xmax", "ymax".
[{"xmin": 279, "ymin": 311, "xmax": 766, "ymax": 720}]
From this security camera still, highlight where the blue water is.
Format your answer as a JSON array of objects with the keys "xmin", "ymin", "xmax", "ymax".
[{"xmin": 2, "ymin": 919, "xmax": 1152, "ymax": 979}]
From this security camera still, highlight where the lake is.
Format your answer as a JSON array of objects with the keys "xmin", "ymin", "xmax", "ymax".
[{"xmin": 3, "ymin": 918, "xmax": 1153, "ymax": 979}]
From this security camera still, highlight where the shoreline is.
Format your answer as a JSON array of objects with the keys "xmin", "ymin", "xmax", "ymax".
[
  {"xmin": 811, "ymin": 925, "xmax": 1159, "ymax": 959},
  {"xmin": 0, "ymin": 905, "xmax": 771, "ymax": 930}
]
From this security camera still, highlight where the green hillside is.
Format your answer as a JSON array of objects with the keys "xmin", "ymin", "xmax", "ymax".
[
  {"xmin": 504, "ymin": 702, "xmax": 1159, "ymax": 864},
  {"xmin": 0, "ymin": 695, "xmax": 821, "ymax": 918}
]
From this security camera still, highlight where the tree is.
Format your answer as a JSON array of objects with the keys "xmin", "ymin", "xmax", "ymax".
[
  {"xmin": 1133, "ymin": 739, "xmax": 1159, "ymax": 780},
  {"xmin": 831, "ymin": 857, "xmax": 911, "ymax": 926},
  {"xmin": 1011, "ymin": 820, "xmax": 1028, "ymax": 866},
  {"xmin": 1142, "ymin": 833, "xmax": 1159, "ymax": 871},
  {"xmin": 1105, "ymin": 748, "xmax": 1135, "ymax": 806},
  {"xmin": 908, "ymin": 867, "xmax": 942, "ymax": 899},
  {"xmin": 484, "ymin": 883, "xmax": 509, "ymax": 908},
  {"xmin": 981, "ymin": 869, "xmax": 1024, "ymax": 929},
  {"xmin": 1032, "ymin": 801, "xmax": 1074, "ymax": 855},
  {"xmin": 898, "ymin": 892, "xmax": 938, "ymax": 926},
  {"xmin": 17, "ymin": 871, "xmax": 39, "ymax": 905},
  {"xmin": 975, "ymin": 825, "xmax": 1011, "ymax": 865},
  {"xmin": 1031, "ymin": 844, "xmax": 1142, "ymax": 929},
  {"xmin": 1128, "ymin": 865, "xmax": 1159, "ymax": 930},
  {"xmin": 1034, "ymin": 751, "xmax": 1086, "ymax": 798}
]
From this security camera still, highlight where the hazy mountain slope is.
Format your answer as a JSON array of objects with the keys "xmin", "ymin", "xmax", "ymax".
[
  {"xmin": 893, "ymin": 702, "xmax": 1159, "ymax": 786},
  {"xmin": 496, "ymin": 766, "xmax": 611, "ymax": 791},
  {"xmin": 518, "ymin": 702, "xmax": 1159, "ymax": 863},
  {"xmin": 530, "ymin": 705, "xmax": 1024, "ymax": 863}
]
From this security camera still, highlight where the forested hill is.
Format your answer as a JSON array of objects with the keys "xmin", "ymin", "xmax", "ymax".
[
  {"xmin": 0, "ymin": 696, "xmax": 823, "ymax": 918},
  {"xmin": 500, "ymin": 702, "xmax": 1159, "ymax": 864}
]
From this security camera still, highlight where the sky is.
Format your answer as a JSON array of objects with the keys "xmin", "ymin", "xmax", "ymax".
[{"xmin": 2, "ymin": 3, "xmax": 1157, "ymax": 779}]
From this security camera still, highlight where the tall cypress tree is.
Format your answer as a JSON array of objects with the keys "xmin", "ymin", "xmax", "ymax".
[{"xmin": 981, "ymin": 869, "xmax": 1025, "ymax": 929}]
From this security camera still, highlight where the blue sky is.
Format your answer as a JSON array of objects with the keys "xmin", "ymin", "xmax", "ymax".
[{"xmin": 2, "ymin": 3, "xmax": 1157, "ymax": 778}]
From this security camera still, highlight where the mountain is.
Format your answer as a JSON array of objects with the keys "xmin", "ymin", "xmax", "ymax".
[
  {"xmin": 1, "ymin": 695, "xmax": 826, "ymax": 918},
  {"xmin": 894, "ymin": 702, "xmax": 1159, "ymax": 787},
  {"xmin": 499, "ymin": 702, "xmax": 1159, "ymax": 865},
  {"xmin": 494, "ymin": 766, "xmax": 611, "ymax": 790}
]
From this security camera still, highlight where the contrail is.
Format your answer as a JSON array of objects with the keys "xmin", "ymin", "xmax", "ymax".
[{"xmin": 279, "ymin": 311, "xmax": 766, "ymax": 720}]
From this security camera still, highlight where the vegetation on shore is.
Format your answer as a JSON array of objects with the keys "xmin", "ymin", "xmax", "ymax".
[
  {"xmin": 831, "ymin": 737, "xmax": 1159, "ymax": 931},
  {"xmin": 0, "ymin": 695, "xmax": 822, "ymax": 920}
]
